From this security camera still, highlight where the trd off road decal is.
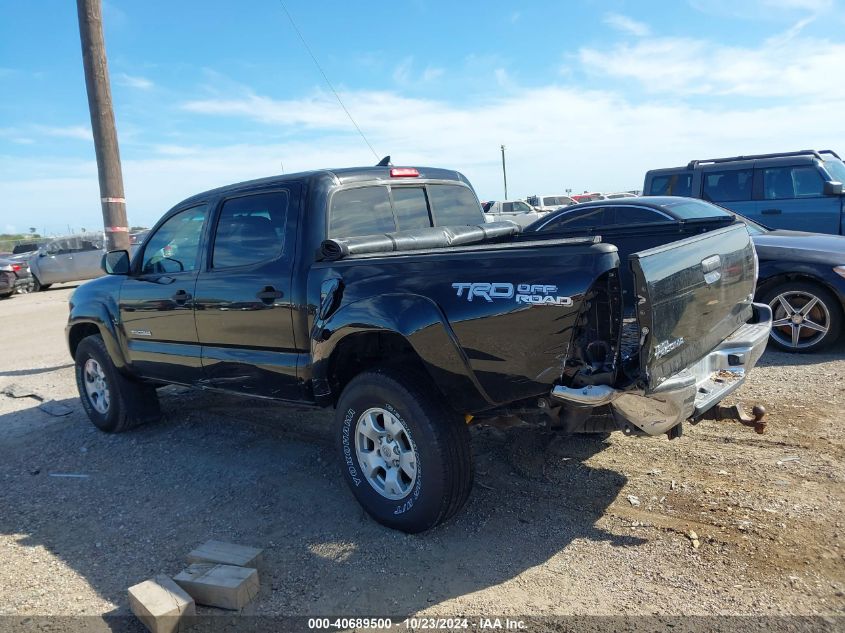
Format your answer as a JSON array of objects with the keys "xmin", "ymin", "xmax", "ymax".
[{"xmin": 451, "ymin": 282, "xmax": 573, "ymax": 306}]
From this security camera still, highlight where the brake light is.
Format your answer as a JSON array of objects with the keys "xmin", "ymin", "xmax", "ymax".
[
  {"xmin": 390, "ymin": 168, "xmax": 419, "ymax": 178},
  {"xmin": 11, "ymin": 264, "xmax": 21, "ymax": 272}
]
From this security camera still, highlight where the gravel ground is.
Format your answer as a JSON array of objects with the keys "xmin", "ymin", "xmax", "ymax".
[{"xmin": 0, "ymin": 286, "xmax": 843, "ymax": 627}]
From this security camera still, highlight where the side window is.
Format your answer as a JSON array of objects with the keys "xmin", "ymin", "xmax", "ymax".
[
  {"xmin": 513, "ymin": 201, "xmax": 532, "ymax": 214},
  {"xmin": 762, "ymin": 165, "xmax": 824, "ymax": 200},
  {"xmin": 649, "ymin": 173, "xmax": 692, "ymax": 196},
  {"xmin": 428, "ymin": 185, "xmax": 484, "ymax": 226},
  {"xmin": 329, "ymin": 186, "xmax": 394, "ymax": 238},
  {"xmin": 702, "ymin": 169, "xmax": 752, "ymax": 202},
  {"xmin": 541, "ymin": 207, "xmax": 607, "ymax": 231},
  {"xmin": 503, "ymin": 202, "xmax": 514, "ymax": 213},
  {"xmin": 212, "ymin": 191, "xmax": 288, "ymax": 269},
  {"xmin": 609, "ymin": 206, "xmax": 665, "ymax": 225},
  {"xmin": 141, "ymin": 205, "xmax": 208, "ymax": 275},
  {"xmin": 390, "ymin": 187, "xmax": 430, "ymax": 231}
]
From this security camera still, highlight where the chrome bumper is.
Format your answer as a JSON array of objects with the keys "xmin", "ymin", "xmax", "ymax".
[{"xmin": 551, "ymin": 303, "xmax": 772, "ymax": 436}]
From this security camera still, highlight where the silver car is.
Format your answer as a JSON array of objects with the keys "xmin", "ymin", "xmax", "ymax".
[{"xmin": 28, "ymin": 233, "xmax": 107, "ymax": 291}]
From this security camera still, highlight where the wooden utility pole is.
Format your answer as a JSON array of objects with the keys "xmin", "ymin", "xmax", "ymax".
[
  {"xmin": 76, "ymin": 0, "xmax": 129, "ymax": 251},
  {"xmin": 500, "ymin": 144, "xmax": 508, "ymax": 200}
]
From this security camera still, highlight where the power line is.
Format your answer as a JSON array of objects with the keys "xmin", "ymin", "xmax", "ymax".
[{"xmin": 278, "ymin": 1, "xmax": 380, "ymax": 161}]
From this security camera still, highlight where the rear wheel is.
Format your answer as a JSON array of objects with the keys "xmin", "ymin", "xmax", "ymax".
[
  {"xmin": 761, "ymin": 281, "xmax": 842, "ymax": 353},
  {"xmin": 335, "ymin": 367, "xmax": 473, "ymax": 533},
  {"xmin": 74, "ymin": 334, "xmax": 161, "ymax": 432}
]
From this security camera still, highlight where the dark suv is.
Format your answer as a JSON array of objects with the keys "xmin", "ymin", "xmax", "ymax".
[{"xmin": 643, "ymin": 150, "xmax": 845, "ymax": 235}]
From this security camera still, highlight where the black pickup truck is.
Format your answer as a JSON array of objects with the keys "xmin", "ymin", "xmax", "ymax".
[{"xmin": 66, "ymin": 165, "xmax": 772, "ymax": 532}]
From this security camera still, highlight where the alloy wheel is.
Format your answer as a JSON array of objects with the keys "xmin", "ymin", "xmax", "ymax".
[
  {"xmin": 769, "ymin": 290, "xmax": 831, "ymax": 350},
  {"xmin": 83, "ymin": 358, "xmax": 111, "ymax": 414},
  {"xmin": 354, "ymin": 407, "xmax": 417, "ymax": 500}
]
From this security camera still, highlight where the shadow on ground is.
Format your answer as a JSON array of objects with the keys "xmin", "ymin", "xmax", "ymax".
[
  {"xmin": 758, "ymin": 337, "xmax": 845, "ymax": 368},
  {"xmin": 0, "ymin": 387, "xmax": 642, "ymax": 621}
]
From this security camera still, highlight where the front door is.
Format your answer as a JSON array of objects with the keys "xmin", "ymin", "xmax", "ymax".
[
  {"xmin": 119, "ymin": 204, "xmax": 209, "ymax": 383},
  {"xmin": 193, "ymin": 187, "xmax": 301, "ymax": 400},
  {"xmin": 754, "ymin": 164, "xmax": 840, "ymax": 234}
]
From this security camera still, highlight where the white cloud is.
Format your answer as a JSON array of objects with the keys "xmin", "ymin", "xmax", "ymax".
[
  {"xmin": 689, "ymin": 0, "xmax": 833, "ymax": 18},
  {"xmin": 8, "ymin": 81, "xmax": 844, "ymax": 230},
  {"xmin": 603, "ymin": 13, "xmax": 651, "ymax": 37},
  {"xmin": 391, "ymin": 57, "xmax": 445, "ymax": 86},
  {"xmin": 115, "ymin": 73, "xmax": 154, "ymax": 90},
  {"xmin": 33, "ymin": 125, "xmax": 92, "ymax": 140},
  {"xmin": 578, "ymin": 26, "xmax": 845, "ymax": 98}
]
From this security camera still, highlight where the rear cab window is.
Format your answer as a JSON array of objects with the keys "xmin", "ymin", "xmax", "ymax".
[{"xmin": 328, "ymin": 183, "xmax": 484, "ymax": 238}]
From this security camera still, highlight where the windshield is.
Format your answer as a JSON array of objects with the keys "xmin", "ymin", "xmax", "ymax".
[
  {"xmin": 824, "ymin": 158, "xmax": 845, "ymax": 184},
  {"xmin": 660, "ymin": 198, "xmax": 734, "ymax": 220}
]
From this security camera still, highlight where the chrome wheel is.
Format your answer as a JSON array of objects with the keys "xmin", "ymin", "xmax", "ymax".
[
  {"xmin": 355, "ymin": 407, "xmax": 417, "ymax": 500},
  {"xmin": 769, "ymin": 290, "xmax": 831, "ymax": 350},
  {"xmin": 83, "ymin": 358, "xmax": 110, "ymax": 414}
]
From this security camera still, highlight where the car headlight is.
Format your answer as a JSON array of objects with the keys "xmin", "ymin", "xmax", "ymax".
[{"xmin": 835, "ymin": 265, "xmax": 845, "ymax": 279}]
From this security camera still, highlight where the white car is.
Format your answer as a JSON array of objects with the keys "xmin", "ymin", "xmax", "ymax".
[
  {"xmin": 481, "ymin": 200, "xmax": 542, "ymax": 228},
  {"xmin": 604, "ymin": 192, "xmax": 638, "ymax": 199},
  {"xmin": 525, "ymin": 194, "xmax": 576, "ymax": 213}
]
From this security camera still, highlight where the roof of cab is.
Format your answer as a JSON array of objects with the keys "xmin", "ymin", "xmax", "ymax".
[{"xmin": 174, "ymin": 166, "xmax": 470, "ymax": 208}]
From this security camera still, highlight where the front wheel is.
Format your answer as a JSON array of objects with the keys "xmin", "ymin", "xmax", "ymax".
[
  {"xmin": 31, "ymin": 275, "xmax": 51, "ymax": 292},
  {"xmin": 74, "ymin": 334, "xmax": 161, "ymax": 432},
  {"xmin": 761, "ymin": 281, "xmax": 842, "ymax": 353},
  {"xmin": 335, "ymin": 368, "xmax": 473, "ymax": 533}
]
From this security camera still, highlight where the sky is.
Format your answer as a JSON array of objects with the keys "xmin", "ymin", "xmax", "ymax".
[{"xmin": 2, "ymin": 0, "xmax": 845, "ymax": 234}]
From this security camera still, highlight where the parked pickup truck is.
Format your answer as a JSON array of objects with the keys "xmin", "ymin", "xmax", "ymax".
[{"xmin": 67, "ymin": 165, "xmax": 772, "ymax": 532}]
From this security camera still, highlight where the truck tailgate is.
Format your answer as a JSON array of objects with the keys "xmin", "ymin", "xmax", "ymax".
[{"xmin": 630, "ymin": 223, "xmax": 756, "ymax": 389}]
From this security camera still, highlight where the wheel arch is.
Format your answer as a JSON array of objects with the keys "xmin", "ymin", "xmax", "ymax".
[
  {"xmin": 66, "ymin": 314, "xmax": 129, "ymax": 370},
  {"xmin": 756, "ymin": 270, "xmax": 842, "ymax": 309},
  {"xmin": 311, "ymin": 294, "xmax": 493, "ymax": 412}
]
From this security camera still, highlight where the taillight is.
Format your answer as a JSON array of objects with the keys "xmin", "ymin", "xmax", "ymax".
[
  {"xmin": 390, "ymin": 168, "xmax": 419, "ymax": 178},
  {"xmin": 11, "ymin": 264, "xmax": 21, "ymax": 272}
]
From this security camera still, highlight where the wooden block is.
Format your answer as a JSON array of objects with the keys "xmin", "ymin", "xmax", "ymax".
[
  {"xmin": 128, "ymin": 575, "xmax": 195, "ymax": 633},
  {"xmin": 186, "ymin": 540, "xmax": 263, "ymax": 570},
  {"xmin": 173, "ymin": 563, "xmax": 259, "ymax": 610}
]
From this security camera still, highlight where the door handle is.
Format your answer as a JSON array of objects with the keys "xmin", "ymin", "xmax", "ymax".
[
  {"xmin": 256, "ymin": 286, "xmax": 283, "ymax": 304},
  {"xmin": 761, "ymin": 208, "xmax": 782, "ymax": 215},
  {"xmin": 172, "ymin": 289, "xmax": 191, "ymax": 305}
]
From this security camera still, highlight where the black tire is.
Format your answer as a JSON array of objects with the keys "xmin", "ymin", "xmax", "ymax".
[
  {"xmin": 760, "ymin": 281, "xmax": 842, "ymax": 353},
  {"xmin": 74, "ymin": 334, "xmax": 161, "ymax": 432},
  {"xmin": 32, "ymin": 275, "xmax": 51, "ymax": 292},
  {"xmin": 335, "ymin": 367, "xmax": 473, "ymax": 533}
]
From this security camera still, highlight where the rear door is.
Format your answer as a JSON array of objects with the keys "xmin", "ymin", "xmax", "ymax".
[
  {"xmin": 700, "ymin": 167, "xmax": 756, "ymax": 217},
  {"xmin": 193, "ymin": 187, "xmax": 302, "ymax": 399},
  {"xmin": 630, "ymin": 223, "xmax": 756, "ymax": 389}
]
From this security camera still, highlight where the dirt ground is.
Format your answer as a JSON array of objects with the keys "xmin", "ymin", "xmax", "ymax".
[{"xmin": 0, "ymin": 285, "xmax": 843, "ymax": 627}]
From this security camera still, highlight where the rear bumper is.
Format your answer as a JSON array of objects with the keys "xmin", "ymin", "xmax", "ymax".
[{"xmin": 551, "ymin": 303, "xmax": 772, "ymax": 436}]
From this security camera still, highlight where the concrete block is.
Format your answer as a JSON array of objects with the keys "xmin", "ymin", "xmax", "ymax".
[
  {"xmin": 186, "ymin": 540, "xmax": 263, "ymax": 570},
  {"xmin": 128, "ymin": 575, "xmax": 195, "ymax": 633},
  {"xmin": 173, "ymin": 563, "xmax": 259, "ymax": 610}
]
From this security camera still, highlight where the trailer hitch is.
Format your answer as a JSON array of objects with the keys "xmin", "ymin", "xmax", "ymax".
[{"xmin": 699, "ymin": 403, "xmax": 767, "ymax": 434}]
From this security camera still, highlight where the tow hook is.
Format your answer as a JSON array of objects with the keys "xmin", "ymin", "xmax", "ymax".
[{"xmin": 700, "ymin": 403, "xmax": 767, "ymax": 434}]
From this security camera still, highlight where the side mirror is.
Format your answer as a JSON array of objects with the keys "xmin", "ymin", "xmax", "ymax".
[
  {"xmin": 102, "ymin": 250, "xmax": 130, "ymax": 275},
  {"xmin": 823, "ymin": 181, "xmax": 843, "ymax": 195}
]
